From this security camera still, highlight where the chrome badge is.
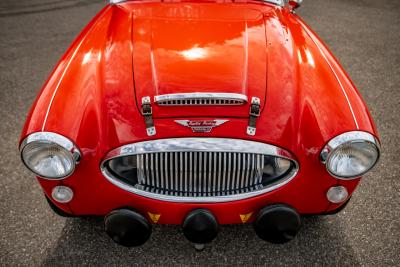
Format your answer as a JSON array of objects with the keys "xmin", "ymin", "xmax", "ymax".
[{"xmin": 174, "ymin": 120, "xmax": 228, "ymax": 133}]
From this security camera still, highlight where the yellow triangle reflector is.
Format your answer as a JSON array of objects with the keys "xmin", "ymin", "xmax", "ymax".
[
  {"xmin": 147, "ymin": 212, "xmax": 161, "ymax": 223},
  {"xmin": 239, "ymin": 212, "xmax": 253, "ymax": 223}
]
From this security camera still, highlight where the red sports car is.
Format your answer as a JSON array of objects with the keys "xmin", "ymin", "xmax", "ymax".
[{"xmin": 19, "ymin": 0, "xmax": 380, "ymax": 247}]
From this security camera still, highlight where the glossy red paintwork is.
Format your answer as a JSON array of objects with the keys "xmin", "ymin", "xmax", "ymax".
[{"xmin": 21, "ymin": 1, "xmax": 379, "ymax": 224}]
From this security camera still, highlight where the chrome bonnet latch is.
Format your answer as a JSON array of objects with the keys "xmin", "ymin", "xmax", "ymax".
[
  {"xmin": 247, "ymin": 97, "xmax": 261, "ymax": 136},
  {"xmin": 141, "ymin": 96, "xmax": 156, "ymax": 136}
]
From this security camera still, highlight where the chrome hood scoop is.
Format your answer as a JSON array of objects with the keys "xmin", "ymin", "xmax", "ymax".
[{"xmin": 154, "ymin": 93, "xmax": 248, "ymax": 106}]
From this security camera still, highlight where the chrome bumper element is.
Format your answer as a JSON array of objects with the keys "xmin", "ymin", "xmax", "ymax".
[{"xmin": 101, "ymin": 138, "xmax": 298, "ymax": 203}]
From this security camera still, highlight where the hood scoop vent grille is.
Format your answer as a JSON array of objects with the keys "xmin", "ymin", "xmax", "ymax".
[{"xmin": 154, "ymin": 93, "xmax": 247, "ymax": 106}]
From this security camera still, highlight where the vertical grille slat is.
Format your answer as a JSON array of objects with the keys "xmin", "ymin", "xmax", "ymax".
[
  {"xmin": 160, "ymin": 153, "xmax": 164, "ymax": 189},
  {"xmin": 164, "ymin": 153, "xmax": 169, "ymax": 191},
  {"xmin": 208, "ymin": 152, "xmax": 212, "ymax": 194},
  {"xmin": 139, "ymin": 154, "xmax": 145, "ymax": 184},
  {"xmin": 193, "ymin": 152, "xmax": 197, "ymax": 195},
  {"xmin": 126, "ymin": 151, "xmax": 292, "ymax": 197},
  {"xmin": 232, "ymin": 153, "xmax": 237, "ymax": 193},
  {"xmin": 169, "ymin": 152, "xmax": 174, "ymax": 192},
  {"xmin": 175, "ymin": 152, "xmax": 179, "ymax": 193},
  {"xmin": 223, "ymin": 153, "xmax": 228, "ymax": 192},
  {"xmin": 190, "ymin": 152, "xmax": 194, "ymax": 195},
  {"xmin": 236, "ymin": 153, "xmax": 242, "ymax": 190},
  {"xmin": 213, "ymin": 152, "xmax": 217, "ymax": 195},
  {"xmin": 145, "ymin": 154, "xmax": 154, "ymax": 186},
  {"xmin": 155, "ymin": 153, "xmax": 159, "ymax": 188},
  {"xmin": 204, "ymin": 152, "xmax": 208, "ymax": 194},
  {"xmin": 255, "ymin": 154, "xmax": 260, "ymax": 185},
  {"xmin": 179, "ymin": 152, "xmax": 183, "ymax": 194},
  {"xmin": 249, "ymin": 154, "xmax": 255, "ymax": 187},
  {"xmin": 137, "ymin": 155, "xmax": 141, "ymax": 184},
  {"xmin": 257, "ymin": 154, "xmax": 263, "ymax": 184},
  {"xmin": 199, "ymin": 152, "xmax": 203, "ymax": 195},
  {"xmin": 185, "ymin": 152, "xmax": 188, "ymax": 193}
]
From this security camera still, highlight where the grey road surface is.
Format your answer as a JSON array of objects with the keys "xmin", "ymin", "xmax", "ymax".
[{"xmin": 0, "ymin": 0, "xmax": 399, "ymax": 266}]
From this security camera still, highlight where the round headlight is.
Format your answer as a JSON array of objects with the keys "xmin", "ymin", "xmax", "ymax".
[
  {"xmin": 20, "ymin": 132, "xmax": 80, "ymax": 179},
  {"xmin": 321, "ymin": 131, "xmax": 380, "ymax": 179}
]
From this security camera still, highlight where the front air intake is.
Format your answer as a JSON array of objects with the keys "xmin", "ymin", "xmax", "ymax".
[
  {"xmin": 101, "ymin": 138, "xmax": 298, "ymax": 202},
  {"xmin": 154, "ymin": 93, "xmax": 247, "ymax": 106}
]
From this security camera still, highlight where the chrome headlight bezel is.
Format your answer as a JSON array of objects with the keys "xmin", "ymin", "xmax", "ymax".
[
  {"xmin": 320, "ymin": 131, "xmax": 380, "ymax": 179},
  {"xmin": 20, "ymin": 132, "xmax": 81, "ymax": 179}
]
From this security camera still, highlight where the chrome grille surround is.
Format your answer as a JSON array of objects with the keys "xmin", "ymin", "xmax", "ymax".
[
  {"xmin": 154, "ymin": 93, "xmax": 248, "ymax": 106},
  {"xmin": 101, "ymin": 138, "xmax": 299, "ymax": 203}
]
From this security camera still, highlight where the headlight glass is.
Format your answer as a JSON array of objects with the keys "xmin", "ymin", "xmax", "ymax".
[
  {"xmin": 20, "ymin": 132, "xmax": 80, "ymax": 179},
  {"xmin": 323, "ymin": 131, "xmax": 380, "ymax": 179}
]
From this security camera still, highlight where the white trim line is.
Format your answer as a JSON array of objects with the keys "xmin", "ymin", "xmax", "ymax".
[
  {"xmin": 150, "ymin": 49, "xmax": 159, "ymax": 95},
  {"xmin": 308, "ymin": 36, "xmax": 359, "ymax": 129},
  {"xmin": 41, "ymin": 39, "xmax": 86, "ymax": 131},
  {"xmin": 242, "ymin": 21, "xmax": 249, "ymax": 92}
]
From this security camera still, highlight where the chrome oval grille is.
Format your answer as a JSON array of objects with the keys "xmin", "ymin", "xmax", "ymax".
[
  {"xmin": 101, "ymin": 138, "xmax": 298, "ymax": 203},
  {"xmin": 135, "ymin": 152, "xmax": 265, "ymax": 197}
]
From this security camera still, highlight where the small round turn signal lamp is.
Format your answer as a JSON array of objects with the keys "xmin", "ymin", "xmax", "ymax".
[
  {"xmin": 326, "ymin": 186, "xmax": 348, "ymax": 204},
  {"xmin": 51, "ymin": 186, "xmax": 74, "ymax": 203}
]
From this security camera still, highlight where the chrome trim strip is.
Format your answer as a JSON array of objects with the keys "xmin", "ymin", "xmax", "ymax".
[
  {"xmin": 100, "ymin": 138, "xmax": 299, "ymax": 203},
  {"xmin": 154, "ymin": 93, "xmax": 248, "ymax": 104},
  {"xmin": 103, "ymin": 138, "xmax": 294, "ymax": 160},
  {"xmin": 20, "ymin": 132, "xmax": 81, "ymax": 180},
  {"xmin": 264, "ymin": 0, "xmax": 284, "ymax": 5},
  {"xmin": 320, "ymin": 131, "xmax": 381, "ymax": 180},
  {"xmin": 109, "ymin": 0, "xmax": 126, "ymax": 4}
]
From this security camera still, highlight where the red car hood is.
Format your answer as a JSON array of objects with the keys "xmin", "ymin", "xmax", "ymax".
[
  {"xmin": 26, "ymin": 2, "xmax": 374, "ymax": 152},
  {"xmin": 130, "ymin": 3, "xmax": 268, "ymax": 117}
]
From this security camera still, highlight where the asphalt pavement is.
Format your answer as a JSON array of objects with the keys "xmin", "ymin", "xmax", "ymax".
[{"xmin": 0, "ymin": 0, "xmax": 399, "ymax": 266}]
